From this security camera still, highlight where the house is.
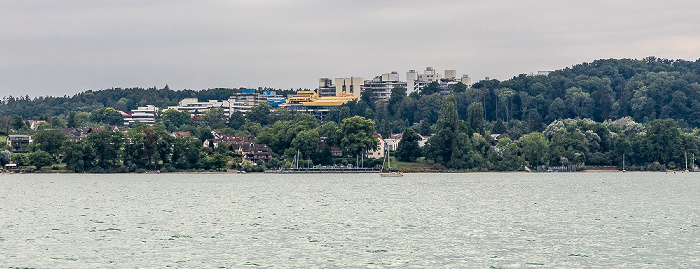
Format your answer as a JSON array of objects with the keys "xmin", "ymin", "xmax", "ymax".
[
  {"xmin": 7, "ymin": 135, "xmax": 32, "ymax": 152},
  {"xmin": 318, "ymin": 141, "xmax": 343, "ymax": 157},
  {"xmin": 25, "ymin": 120, "xmax": 47, "ymax": 130},
  {"xmin": 60, "ymin": 128, "xmax": 87, "ymax": 141},
  {"xmin": 172, "ymin": 131, "xmax": 191, "ymax": 138},
  {"xmin": 384, "ymin": 133, "xmax": 402, "ymax": 152},
  {"xmin": 237, "ymin": 143, "xmax": 273, "ymax": 163},
  {"xmin": 418, "ymin": 135, "xmax": 430, "ymax": 148},
  {"xmin": 366, "ymin": 133, "xmax": 385, "ymax": 159}
]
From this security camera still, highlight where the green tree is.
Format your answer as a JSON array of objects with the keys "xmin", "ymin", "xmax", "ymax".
[
  {"xmin": 248, "ymin": 103, "xmax": 272, "ymax": 126},
  {"xmin": 85, "ymin": 129, "xmax": 124, "ymax": 170},
  {"xmin": 388, "ymin": 86, "xmax": 407, "ymax": 114},
  {"xmin": 645, "ymin": 119, "xmax": 681, "ymax": 165},
  {"xmin": 289, "ymin": 129, "xmax": 320, "ymax": 161},
  {"xmin": 90, "ymin": 107, "xmax": 123, "ymax": 126},
  {"xmin": 425, "ymin": 95, "xmax": 468, "ymax": 167},
  {"xmin": 517, "ymin": 132, "xmax": 549, "ymax": 166},
  {"xmin": 467, "ymin": 102, "xmax": 485, "ymax": 136},
  {"xmin": 420, "ymin": 81, "xmax": 441, "ymax": 95},
  {"xmin": 340, "ymin": 116, "xmax": 378, "ymax": 160},
  {"xmin": 61, "ymin": 141, "xmax": 96, "ymax": 172},
  {"xmin": 228, "ymin": 111, "xmax": 246, "ymax": 130},
  {"xmin": 33, "ymin": 129, "xmax": 68, "ymax": 159},
  {"xmin": 396, "ymin": 128, "xmax": 422, "ymax": 162},
  {"xmin": 0, "ymin": 150, "xmax": 11, "ymax": 166},
  {"xmin": 492, "ymin": 118, "xmax": 507, "ymax": 134},
  {"xmin": 28, "ymin": 150, "xmax": 53, "ymax": 170},
  {"xmin": 202, "ymin": 108, "xmax": 227, "ymax": 130},
  {"xmin": 449, "ymin": 82, "xmax": 467, "ymax": 94},
  {"xmin": 161, "ymin": 109, "xmax": 193, "ymax": 132}
]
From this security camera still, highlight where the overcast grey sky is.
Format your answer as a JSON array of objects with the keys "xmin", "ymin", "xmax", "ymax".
[{"xmin": 1, "ymin": 0, "xmax": 699, "ymax": 97}]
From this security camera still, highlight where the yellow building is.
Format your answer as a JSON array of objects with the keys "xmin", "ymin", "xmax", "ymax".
[{"xmin": 282, "ymin": 90, "xmax": 358, "ymax": 119}]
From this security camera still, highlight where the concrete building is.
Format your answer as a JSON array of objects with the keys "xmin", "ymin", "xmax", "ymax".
[
  {"xmin": 318, "ymin": 78, "xmax": 336, "ymax": 97},
  {"xmin": 168, "ymin": 98, "xmax": 231, "ymax": 117},
  {"xmin": 229, "ymin": 89, "xmax": 286, "ymax": 113},
  {"xmin": 281, "ymin": 90, "xmax": 358, "ymax": 120},
  {"xmin": 407, "ymin": 67, "xmax": 471, "ymax": 95},
  {"xmin": 123, "ymin": 105, "xmax": 158, "ymax": 126},
  {"xmin": 407, "ymin": 67, "xmax": 442, "ymax": 95},
  {"xmin": 362, "ymin": 71, "xmax": 407, "ymax": 101},
  {"xmin": 335, "ymin": 77, "xmax": 364, "ymax": 98}
]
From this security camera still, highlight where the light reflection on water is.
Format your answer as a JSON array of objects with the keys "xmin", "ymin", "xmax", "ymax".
[{"xmin": 0, "ymin": 172, "xmax": 698, "ymax": 268}]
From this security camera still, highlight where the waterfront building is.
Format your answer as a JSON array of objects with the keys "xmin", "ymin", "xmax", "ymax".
[
  {"xmin": 7, "ymin": 135, "xmax": 32, "ymax": 152},
  {"xmin": 366, "ymin": 133, "xmax": 385, "ymax": 159}
]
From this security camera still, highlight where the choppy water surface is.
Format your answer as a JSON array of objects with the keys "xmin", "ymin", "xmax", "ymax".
[{"xmin": 0, "ymin": 172, "xmax": 698, "ymax": 268}]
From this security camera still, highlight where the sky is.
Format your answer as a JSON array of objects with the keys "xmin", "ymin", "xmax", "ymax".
[{"xmin": 2, "ymin": 0, "xmax": 700, "ymax": 98}]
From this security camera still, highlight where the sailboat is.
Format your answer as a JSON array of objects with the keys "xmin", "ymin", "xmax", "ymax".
[{"xmin": 380, "ymin": 146, "xmax": 403, "ymax": 177}]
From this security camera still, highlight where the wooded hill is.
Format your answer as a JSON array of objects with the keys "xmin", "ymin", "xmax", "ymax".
[{"xmin": 3, "ymin": 57, "xmax": 700, "ymax": 130}]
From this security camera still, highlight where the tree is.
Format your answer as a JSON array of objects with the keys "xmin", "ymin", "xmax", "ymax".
[
  {"xmin": 202, "ymin": 108, "xmax": 227, "ymax": 130},
  {"xmin": 517, "ymin": 132, "xmax": 549, "ymax": 166},
  {"xmin": 388, "ymin": 86, "xmax": 407, "ymax": 114},
  {"xmin": 492, "ymin": 118, "xmax": 508, "ymax": 134},
  {"xmin": 33, "ymin": 129, "xmax": 68, "ymax": 159},
  {"xmin": 420, "ymin": 81, "xmax": 441, "ymax": 95},
  {"xmin": 0, "ymin": 150, "xmax": 11, "ymax": 166},
  {"xmin": 28, "ymin": 150, "xmax": 53, "ymax": 170},
  {"xmin": 396, "ymin": 128, "xmax": 422, "ymax": 162},
  {"xmin": 61, "ymin": 141, "xmax": 96, "ymax": 172},
  {"xmin": 290, "ymin": 129, "xmax": 321, "ymax": 161},
  {"xmin": 339, "ymin": 116, "xmax": 378, "ymax": 160},
  {"xmin": 565, "ymin": 87, "xmax": 593, "ymax": 118},
  {"xmin": 425, "ymin": 95, "xmax": 468, "ymax": 167},
  {"xmin": 467, "ymin": 102, "xmax": 485, "ymax": 136},
  {"xmin": 645, "ymin": 119, "xmax": 681, "ymax": 165},
  {"xmin": 449, "ymin": 82, "xmax": 467, "ymax": 94},
  {"xmin": 90, "ymin": 107, "xmax": 123, "ymax": 126},
  {"xmin": 85, "ymin": 129, "xmax": 124, "ymax": 170},
  {"xmin": 248, "ymin": 103, "xmax": 272, "ymax": 126},
  {"xmin": 228, "ymin": 111, "xmax": 246, "ymax": 130},
  {"xmin": 162, "ymin": 109, "xmax": 193, "ymax": 132},
  {"xmin": 415, "ymin": 118, "xmax": 432, "ymax": 136}
]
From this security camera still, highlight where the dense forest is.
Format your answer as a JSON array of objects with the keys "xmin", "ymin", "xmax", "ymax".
[{"xmin": 2, "ymin": 57, "xmax": 700, "ymax": 172}]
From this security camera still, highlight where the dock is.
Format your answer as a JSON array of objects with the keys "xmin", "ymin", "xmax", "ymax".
[{"xmin": 266, "ymin": 168, "xmax": 381, "ymax": 173}]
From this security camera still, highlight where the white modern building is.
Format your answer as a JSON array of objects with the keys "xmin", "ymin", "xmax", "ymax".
[
  {"xmin": 406, "ymin": 67, "xmax": 471, "ymax": 95},
  {"xmin": 124, "ymin": 105, "xmax": 158, "ymax": 125},
  {"xmin": 167, "ymin": 98, "xmax": 231, "ymax": 117},
  {"xmin": 362, "ymin": 71, "xmax": 407, "ymax": 101}
]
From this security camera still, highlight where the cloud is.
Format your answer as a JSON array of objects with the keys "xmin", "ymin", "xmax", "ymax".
[{"xmin": 1, "ymin": 0, "xmax": 700, "ymax": 97}]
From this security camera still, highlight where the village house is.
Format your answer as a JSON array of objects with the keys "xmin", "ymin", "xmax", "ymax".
[{"xmin": 7, "ymin": 135, "xmax": 32, "ymax": 152}]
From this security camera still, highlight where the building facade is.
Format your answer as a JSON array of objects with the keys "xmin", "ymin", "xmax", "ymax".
[{"xmin": 335, "ymin": 77, "xmax": 364, "ymax": 98}]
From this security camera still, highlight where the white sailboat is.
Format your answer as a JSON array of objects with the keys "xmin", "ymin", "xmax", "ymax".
[{"xmin": 380, "ymin": 146, "xmax": 403, "ymax": 177}]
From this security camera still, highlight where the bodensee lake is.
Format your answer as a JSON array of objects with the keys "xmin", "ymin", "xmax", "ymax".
[{"xmin": 1, "ymin": 172, "xmax": 698, "ymax": 268}]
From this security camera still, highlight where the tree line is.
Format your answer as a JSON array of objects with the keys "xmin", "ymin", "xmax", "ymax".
[{"xmin": 2, "ymin": 57, "xmax": 700, "ymax": 172}]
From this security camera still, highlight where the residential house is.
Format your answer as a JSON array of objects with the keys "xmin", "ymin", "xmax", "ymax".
[
  {"xmin": 366, "ymin": 133, "xmax": 385, "ymax": 159},
  {"xmin": 7, "ymin": 135, "xmax": 32, "ymax": 152}
]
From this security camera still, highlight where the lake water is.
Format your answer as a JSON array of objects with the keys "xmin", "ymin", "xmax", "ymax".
[{"xmin": 0, "ymin": 172, "xmax": 698, "ymax": 268}]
